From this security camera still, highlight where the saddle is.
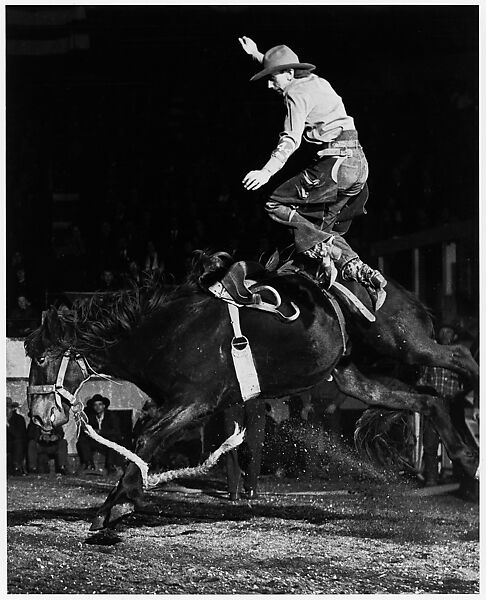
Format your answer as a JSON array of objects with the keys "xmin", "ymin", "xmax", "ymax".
[
  {"xmin": 201, "ymin": 251, "xmax": 375, "ymax": 327},
  {"xmin": 199, "ymin": 252, "xmax": 373, "ymax": 400},
  {"xmin": 207, "ymin": 259, "xmax": 300, "ymax": 322}
]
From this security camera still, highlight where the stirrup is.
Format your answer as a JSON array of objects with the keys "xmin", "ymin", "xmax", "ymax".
[
  {"xmin": 342, "ymin": 258, "xmax": 387, "ymax": 311},
  {"xmin": 367, "ymin": 287, "xmax": 387, "ymax": 311}
]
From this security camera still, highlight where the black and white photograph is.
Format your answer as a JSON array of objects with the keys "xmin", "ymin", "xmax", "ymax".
[{"xmin": 5, "ymin": 2, "xmax": 480, "ymax": 594}]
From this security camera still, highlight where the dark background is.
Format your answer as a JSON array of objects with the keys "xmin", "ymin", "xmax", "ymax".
[{"xmin": 6, "ymin": 5, "xmax": 479, "ymax": 313}]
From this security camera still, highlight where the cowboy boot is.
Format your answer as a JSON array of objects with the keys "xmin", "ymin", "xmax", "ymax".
[
  {"xmin": 341, "ymin": 258, "xmax": 387, "ymax": 310},
  {"xmin": 303, "ymin": 237, "xmax": 342, "ymax": 286}
]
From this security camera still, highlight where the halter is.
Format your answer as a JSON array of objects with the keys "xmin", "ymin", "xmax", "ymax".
[{"xmin": 27, "ymin": 349, "xmax": 90, "ymax": 412}]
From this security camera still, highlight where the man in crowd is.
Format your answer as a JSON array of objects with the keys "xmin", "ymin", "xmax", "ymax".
[
  {"xmin": 417, "ymin": 324, "xmax": 466, "ymax": 486},
  {"xmin": 76, "ymin": 394, "xmax": 121, "ymax": 473},
  {"xmin": 132, "ymin": 399, "xmax": 159, "ymax": 448},
  {"xmin": 7, "ymin": 295, "xmax": 39, "ymax": 337},
  {"xmin": 7, "ymin": 397, "xmax": 27, "ymax": 476},
  {"xmin": 27, "ymin": 421, "xmax": 68, "ymax": 475}
]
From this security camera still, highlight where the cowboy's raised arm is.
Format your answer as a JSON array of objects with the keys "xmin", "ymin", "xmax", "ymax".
[{"xmin": 238, "ymin": 36, "xmax": 264, "ymax": 63}]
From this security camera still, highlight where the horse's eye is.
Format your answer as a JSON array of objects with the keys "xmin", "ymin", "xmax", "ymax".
[{"xmin": 36, "ymin": 357, "xmax": 46, "ymax": 366}]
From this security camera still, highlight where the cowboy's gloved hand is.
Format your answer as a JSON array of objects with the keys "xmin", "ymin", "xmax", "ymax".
[
  {"xmin": 243, "ymin": 169, "xmax": 271, "ymax": 191},
  {"xmin": 238, "ymin": 36, "xmax": 263, "ymax": 62}
]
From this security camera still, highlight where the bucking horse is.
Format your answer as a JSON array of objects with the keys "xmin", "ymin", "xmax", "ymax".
[{"xmin": 25, "ymin": 251, "xmax": 479, "ymax": 530}]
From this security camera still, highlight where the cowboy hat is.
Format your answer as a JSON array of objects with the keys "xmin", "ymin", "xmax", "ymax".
[
  {"xmin": 6, "ymin": 397, "xmax": 19, "ymax": 409},
  {"xmin": 250, "ymin": 45, "xmax": 315, "ymax": 82},
  {"xmin": 87, "ymin": 394, "xmax": 110, "ymax": 409}
]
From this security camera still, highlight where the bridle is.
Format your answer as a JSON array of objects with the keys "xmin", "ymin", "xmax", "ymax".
[
  {"xmin": 27, "ymin": 347, "xmax": 149, "ymax": 479},
  {"xmin": 27, "ymin": 349, "xmax": 91, "ymax": 413}
]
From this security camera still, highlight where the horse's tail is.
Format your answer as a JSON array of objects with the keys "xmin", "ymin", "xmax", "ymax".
[{"xmin": 354, "ymin": 407, "xmax": 418, "ymax": 474}]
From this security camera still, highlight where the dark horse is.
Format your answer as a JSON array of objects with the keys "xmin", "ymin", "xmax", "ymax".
[{"xmin": 26, "ymin": 254, "xmax": 479, "ymax": 530}]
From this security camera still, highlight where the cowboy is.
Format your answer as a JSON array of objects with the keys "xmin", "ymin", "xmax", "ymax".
[
  {"xmin": 7, "ymin": 397, "xmax": 27, "ymax": 475},
  {"xmin": 76, "ymin": 394, "xmax": 121, "ymax": 473},
  {"xmin": 27, "ymin": 420, "xmax": 68, "ymax": 475},
  {"xmin": 239, "ymin": 37, "xmax": 387, "ymax": 309},
  {"xmin": 416, "ymin": 325, "xmax": 467, "ymax": 486}
]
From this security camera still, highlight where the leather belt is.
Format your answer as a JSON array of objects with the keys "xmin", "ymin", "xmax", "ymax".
[
  {"xmin": 328, "ymin": 139, "xmax": 360, "ymax": 148},
  {"xmin": 317, "ymin": 138, "xmax": 361, "ymax": 158},
  {"xmin": 317, "ymin": 147, "xmax": 355, "ymax": 158}
]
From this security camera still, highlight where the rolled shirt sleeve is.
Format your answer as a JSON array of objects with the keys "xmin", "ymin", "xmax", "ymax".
[{"xmin": 263, "ymin": 90, "xmax": 309, "ymax": 175}]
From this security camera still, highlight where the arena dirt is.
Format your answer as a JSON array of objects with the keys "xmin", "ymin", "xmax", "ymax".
[{"xmin": 7, "ymin": 469, "xmax": 478, "ymax": 594}]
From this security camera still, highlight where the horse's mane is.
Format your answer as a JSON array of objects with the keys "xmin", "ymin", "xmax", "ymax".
[
  {"xmin": 25, "ymin": 251, "xmax": 230, "ymax": 358},
  {"xmin": 25, "ymin": 250, "xmax": 436, "ymax": 359}
]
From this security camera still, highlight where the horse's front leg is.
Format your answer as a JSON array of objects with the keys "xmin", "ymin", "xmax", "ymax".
[{"xmin": 90, "ymin": 403, "xmax": 207, "ymax": 531}]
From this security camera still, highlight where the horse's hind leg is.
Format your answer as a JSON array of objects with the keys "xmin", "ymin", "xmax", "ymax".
[
  {"xmin": 400, "ymin": 339, "xmax": 478, "ymax": 385},
  {"xmin": 91, "ymin": 401, "xmax": 210, "ymax": 531},
  {"xmin": 332, "ymin": 361, "xmax": 478, "ymax": 479}
]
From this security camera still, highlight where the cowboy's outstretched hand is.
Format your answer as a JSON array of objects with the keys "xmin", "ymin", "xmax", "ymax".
[
  {"xmin": 238, "ymin": 36, "xmax": 263, "ymax": 62},
  {"xmin": 243, "ymin": 169, "xmax": 271, "ymax": 191}
]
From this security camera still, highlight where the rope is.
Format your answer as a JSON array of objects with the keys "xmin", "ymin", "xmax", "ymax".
[
  {"xmin": 81, "ymin": 422, "xmax": 150, "ymax": 487},
  {"xmin": 74, "ymin": 407, "xmax": 245, "ymax": 491},
  {"xmin": 145, "ymin": 422, "xmax": 246, "ymax": 489}
]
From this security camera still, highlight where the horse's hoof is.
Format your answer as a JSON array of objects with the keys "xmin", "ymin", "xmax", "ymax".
[
  {"xmin": 90, "ymin": 514, "xmax": 108, "ymax": 532},
  {"xmin": 108, "ymin": 502, "xmax": 134, "ymax": 525}
]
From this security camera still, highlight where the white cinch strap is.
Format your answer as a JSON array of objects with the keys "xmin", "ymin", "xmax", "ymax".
[
  {"xmin": 227, "ymin": 303, "xmax": 261, "ymax": 402},
  {"xmin": 228, "ymin": 302, "xmax": 243, "ymax": 337}
]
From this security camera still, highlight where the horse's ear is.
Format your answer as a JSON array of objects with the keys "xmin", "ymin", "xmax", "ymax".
[{"xmin": 44, "ymin": 307, "xmax": 64, "ymax": 343}]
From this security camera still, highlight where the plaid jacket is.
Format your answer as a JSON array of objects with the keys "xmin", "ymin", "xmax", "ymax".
[{"xmin": 417, "ymin": 366, "xmax": 464, "ymax": 399}]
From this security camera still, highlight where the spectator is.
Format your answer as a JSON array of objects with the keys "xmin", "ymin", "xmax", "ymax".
[
  {"xmin": 126, "ymin": 260, "xmax": 142, "ymax": 286},
  {"xmin": 7, "ymin": 397, "xmax": 27, "ymax": 476},
  {"xmin": 98, "ymin": 269, "xmax": 118, "ymax": 293},
  {"xmin": 10, "ymin": 250, "xmax": 25, "ymax": 272},
  {"xmin": 76, "ymin": 394, "xmax": 122, "ymax": 473},
  {"xmin": 144, "ymin": 241, "xmax": 161, "ymax": 274},
  {"xmin": 132, "ymin": 399, "xmax": 159, "ymax": 447},
  {"xmin": 27, "ymin": 421, "xmax": 68, "ymax": 475},
  {"xmin": 11, "ymin": 268, "xmax": 33, "ymax": 305},
  {"xmin": 7, "ymin": 295, "xmax": 39, "ymax": 337},
  {"xmin": 417, "ymin": 324, "xmax": 466, "ymax": 486}
]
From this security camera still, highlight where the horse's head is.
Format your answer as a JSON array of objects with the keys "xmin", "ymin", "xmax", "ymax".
[{"xmin": 25, "ymin": 308, "xmax": 89, "ymax": 431}]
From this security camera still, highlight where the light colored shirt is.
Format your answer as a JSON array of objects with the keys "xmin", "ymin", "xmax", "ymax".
[{"xmin": 263, "ymin": 74, "xmax": 355, "ymax": 175}]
